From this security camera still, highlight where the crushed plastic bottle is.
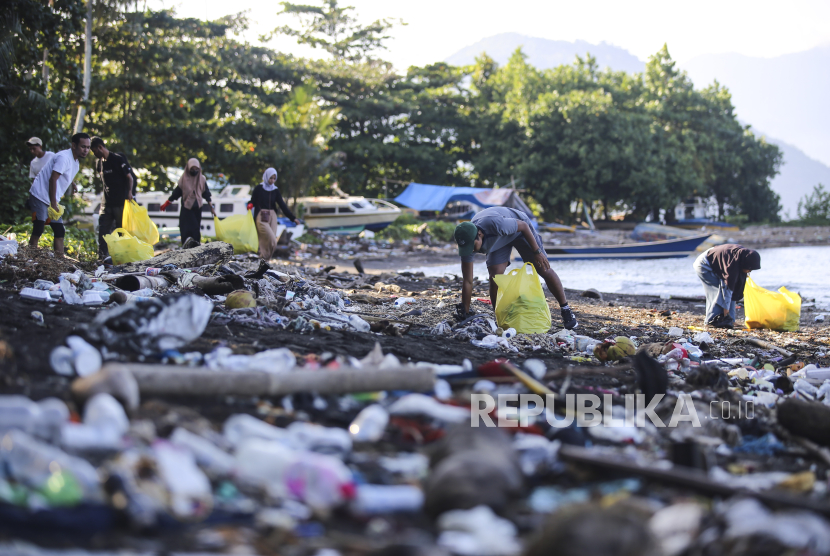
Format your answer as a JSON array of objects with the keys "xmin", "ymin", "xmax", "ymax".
[
  {"xmin": 502, "ymin": 328, "xmax": 517, "ymax": 339},
  {"xmin": 224, "ymin": 413, "xmax": 290, "ymax": 447},
  {"xmin": 393, "ymin": 297, "xmax": 416, "ymax": 307},
  {"xmin": 287, "ymin": 421, "xmax": 352, "ymax": 457},
  {"xmin": 387, "ymin": 393, "xmax": 470, "ymax": 423},
  {"xmin": 235, "ymin": 439, "xmax": 355, "ymax": 511},
  {"xmin": 170, "ymin": 427, "xmax": 235, "ymax": 476},
  {"xmin": 348, "ymin": 404, "xmax": 390, "ymax": 442},
  {"xmin": 0, "ymin": 430, "xmax": 103, "ymax": 504}
]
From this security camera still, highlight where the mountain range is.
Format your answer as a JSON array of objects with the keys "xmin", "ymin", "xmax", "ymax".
[{"xmin": 446, "ymin": 33, "xmax": 830, "ymax": 219}]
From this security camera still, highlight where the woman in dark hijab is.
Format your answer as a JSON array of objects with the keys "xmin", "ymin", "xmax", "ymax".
[
  {"xmin": 693, "ymin": 244, "xmax": 761, "ymax": 328},
  {"xmin": 160, "ymin": 158, "xmax": 216, "ymax": 246}
]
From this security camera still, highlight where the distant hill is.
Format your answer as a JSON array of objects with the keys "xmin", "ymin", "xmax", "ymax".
[
  {"xmin": 680, "ymin": 46, "xmax": 830, "ymax": 167},
  {"xmin": 766, "ymin": 136, "xmax": 830, "ymax": 220},
  {"xmin": 445, "ymin": 33, "xmax": 645, "ymax": 74}
]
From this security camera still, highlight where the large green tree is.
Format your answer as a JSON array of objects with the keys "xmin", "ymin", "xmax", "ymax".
[{"xmin": 0, "ymin": 0, "xmax": 84, "ymax": 223}]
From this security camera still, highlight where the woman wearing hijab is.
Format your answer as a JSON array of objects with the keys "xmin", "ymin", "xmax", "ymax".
[
  {"xmin": 693, "ymin": 244, "xmax": 761, "ymax": 328},
  {"xmin": 160, "ymin": 158, "xmax": 215, "ymax": 245},
  {"xmin": 247, "ymin": 168, "xmax": 300, "ymax": 260}
]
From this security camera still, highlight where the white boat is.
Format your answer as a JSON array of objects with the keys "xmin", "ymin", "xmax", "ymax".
[
  {"xmin": 297, "ymin": 196, "xmax": 401, "ymax": 230},
  {"xmin": 80, "ymin": 184, "xmax": 304, "ymax": 240}
]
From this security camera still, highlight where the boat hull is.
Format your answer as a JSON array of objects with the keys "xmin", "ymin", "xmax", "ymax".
[
  {"xmin": 524, "ymin": 234, "xmax": 713, "ymax": 261},
  {"xmin": 302, "ymin": 211, "xmax": 399, "ymax": 230}
]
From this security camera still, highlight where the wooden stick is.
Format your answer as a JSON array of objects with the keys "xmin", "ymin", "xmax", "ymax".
[
  {"xmin": 745, "ymin": 337, "xmax": 793, "ymax": 357},
  {"xmin": 106, "ymin": 362, "xmax": 435, "ymax": 397},
  {"xmin": 559, "ymin": 444, "xmax": 830, "ymax": 516}
]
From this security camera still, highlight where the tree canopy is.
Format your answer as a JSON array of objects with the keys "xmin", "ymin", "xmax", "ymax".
[{"xmin": 2, "ymin": 0, "xmax": 783, "ymax": 225}]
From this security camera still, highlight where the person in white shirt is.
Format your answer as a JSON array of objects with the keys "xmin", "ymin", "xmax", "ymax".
[
  {"xmin": 26, "ymin": 137, "xmax": 55, "ymax": 179},
  {"xmin": 26, "ymin": 133, "xmax": 91, "ymax": 258}
]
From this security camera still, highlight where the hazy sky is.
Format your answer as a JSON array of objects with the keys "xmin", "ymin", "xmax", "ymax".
[{"xmin": 151, "ymin": 0, "xmax": 830, "ymax": 69}]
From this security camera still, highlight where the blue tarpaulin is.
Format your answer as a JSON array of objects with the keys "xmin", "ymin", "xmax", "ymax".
[{"xmin": 394, "ymin": 183, "xmax": 534, "ymax": 220}]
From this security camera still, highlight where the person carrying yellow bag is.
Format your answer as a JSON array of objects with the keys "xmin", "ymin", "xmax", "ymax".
[
  {"xmin": 453, "ymin": 207, "xmax": 577, "ymax": 330},
  {"xmin": 160, "ymin": 158, "xmax": 216, "ymax": 247},
  {"xmin": 122, "ymin": 200, "xmax": 159, "ymax": 246},
  {"xmin": 91, "ymin": 137, "xmax": 137, "ymax": 261},
  {"xmin": 693, "ymin": 244, "xmax": 761, "ymax": 329},
  {"xmin": 247, "ymin": 168, "xmax": 301, "ymax": 260}
]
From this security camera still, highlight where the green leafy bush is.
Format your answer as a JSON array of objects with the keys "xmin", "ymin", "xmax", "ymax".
[
  {"xmin": 296, "ymin": 233, "xmax": 323, "ymax": 244},
  {"xmin": 797, "ymin": 184, "xmax": 830, "ymax": 225},
  {"xmin": 375, "ymin": 215, "xmax": 457, "ymax": 242}
]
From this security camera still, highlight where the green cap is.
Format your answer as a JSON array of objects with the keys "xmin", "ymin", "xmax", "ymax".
[{"xmin": 454, "ymin": 222, "xmax": 477, "ymax": 257}]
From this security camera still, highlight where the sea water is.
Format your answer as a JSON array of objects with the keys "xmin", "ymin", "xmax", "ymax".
[{"xmin": 405, "ymin": 245, "xmax": 830, "ymax": 310}]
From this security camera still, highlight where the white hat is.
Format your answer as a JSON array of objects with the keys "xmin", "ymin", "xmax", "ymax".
[{"xmin": 26, "ymin": 137, "xmax": 43, "ymax": 146}]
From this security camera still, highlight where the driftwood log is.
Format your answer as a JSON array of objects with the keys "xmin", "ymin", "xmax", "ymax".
[
  {"xmin": 95, "ymin": 362, "xmax": 435, "ymax": 397},
  {"xmin": 115, "ymin": 241, "xmax": 234, "ymax": 273}
]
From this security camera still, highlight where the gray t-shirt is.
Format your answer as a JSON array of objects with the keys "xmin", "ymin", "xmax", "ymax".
[{"xmin": 460, "ymin": 207, "xmax": 533, "ymax": 263}]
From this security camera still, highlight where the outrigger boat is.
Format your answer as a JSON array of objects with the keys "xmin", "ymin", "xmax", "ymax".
[{"xmin": 530, "ymin": 234, "xmax": 713, "ymax": 261}]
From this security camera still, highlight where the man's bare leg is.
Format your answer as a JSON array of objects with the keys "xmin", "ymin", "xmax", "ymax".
[
  {"xmin": 29, "ymin": 234, "xmax": 40, "ymax": 247},
  {"xmin": 54, "ymin": 237, "xmax": 65, "ymax": 258},
  {"xmin": 487, "ymin": 262, "xmax": 509, "ymax": 307},
  {"xmin": 538, "ymin": 267, "xmax": 567, "ymax": 306}
]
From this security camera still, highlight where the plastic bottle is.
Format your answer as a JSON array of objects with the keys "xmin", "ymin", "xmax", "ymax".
[
  {"xmin": 33, "ymin": 279, "xmax": 55, "ymax": 290},
  {"xmin": 223, "ymin": 413, "xmax": 290, "ymax": 447},
  {"xmin": 350, "ymin": 484, "xmax": 424, "ymax": 515},
  {"xmin": 153, "ymin": 441, "xmax": 213, "ymax": 520},
  {"xmin": 65, "ymin": 336, "xmax": 102, "ymax": 377},
  {"xmin": 170, "ymin": 427, "xmax": 235, "ymax": 476},
  {"xmin": 235, "ymin": 439, "xmax": 355, "ymax": 511},
  {"xmin": 287, "ymin": 421, "xmax": 352, "ymax": 457},
  {"xmin": 393, "ymin": 297, "xmax": 416, "ymax": 307},
  {"xmin": 502, "ymin": 328, "xmax": 517, "ymax": 339},
  {"xmin": 145, "ymin": 268, "xmax": 162, "ymax": 276},
  {"xmin": 348, "ymin": 405, "xmax": 390, "ymax": 442},
  {"xmin": 0, "ymin": 430, "xmax": 103, "ymax": 504},
  {"xmin": 132, "ymin": 288, "xmax": 155, "ymax": 297},
  {"xmin": 0, "ymin": 395, "xmax": 68, "ymax": 444}
]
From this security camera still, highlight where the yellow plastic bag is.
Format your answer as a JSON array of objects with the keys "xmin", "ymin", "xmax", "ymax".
[
  {"xmin": 103, "ymin": 228, "xmax": 155, "ymax": 265},
  {"xmin": 493, "ymin": 262, "xmax": 552, "ymax": 333},
  {"xmin": 47, "ymin": 203, "xmax": 65, "ymax": 221},
  {"xmin": 744, "ymin": 276, "xmax": 801, "ymax": 331},
  {"xmin": 214, "ymin": 210, "xmax": 258, "ymax": 254},
  {"xmin": 122, "ymin": 200, "xmax": 159, "ymax": 245}
]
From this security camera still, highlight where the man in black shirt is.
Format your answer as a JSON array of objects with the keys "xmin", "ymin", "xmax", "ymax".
[{"xmin": 91, "ymin": 137, "xmax": 134, "ymax": 259}]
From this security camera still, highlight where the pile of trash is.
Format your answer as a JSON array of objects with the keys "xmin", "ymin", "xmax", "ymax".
[{"xmin": 2, "ymin": 238, "xmax": 830, "ymax": 555}]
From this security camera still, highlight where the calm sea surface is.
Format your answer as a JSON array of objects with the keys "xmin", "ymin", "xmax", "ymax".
[{"xmin": 405, "ymin": 245, "xmax": 830, "ymax": 310}]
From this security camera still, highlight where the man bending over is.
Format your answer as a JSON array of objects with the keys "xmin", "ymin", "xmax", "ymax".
[{"xmin": 454, "ymin": 207, "xmax": 578, "ymax": 330}]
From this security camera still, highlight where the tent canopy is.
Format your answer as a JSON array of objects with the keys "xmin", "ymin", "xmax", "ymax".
[{"xmin": 394, "ymin": 183, "xmax": 535, "ymax": 220}]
